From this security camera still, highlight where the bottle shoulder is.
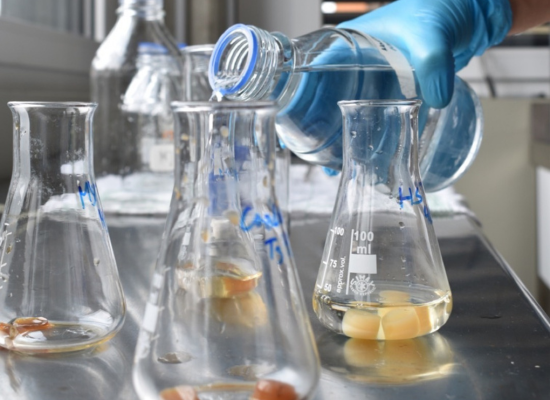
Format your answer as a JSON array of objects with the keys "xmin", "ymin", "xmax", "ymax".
[{"xmin": 91, "ymin": 17, "xmax": 181, "ymax": 72}]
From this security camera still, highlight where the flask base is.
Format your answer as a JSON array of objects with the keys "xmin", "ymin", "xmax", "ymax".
[
  {"xmin": 313, "ymin": 284, "xmax": 452, "ymax": 340},
  {"xmin": 0, "ymin": 318, "xmax": 119, "ymax": 354}
]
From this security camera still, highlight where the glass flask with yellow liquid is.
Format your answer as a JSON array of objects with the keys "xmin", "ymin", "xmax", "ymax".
[
  {"xmin": 133, "ymin": 101, "xmax": 320, "ymax": 400},
  {"xmin": 313, "ymin": 100, "xmax": 452, "ymax": 341},
  {"xmin": 0, "ymin": 102, "xmax": 126, "ymax": 353}
]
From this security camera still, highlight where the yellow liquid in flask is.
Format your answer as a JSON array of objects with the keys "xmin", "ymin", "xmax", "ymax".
[{"xmin": 313, "ymin": 286, "xmax": 452, "ymax": 340}]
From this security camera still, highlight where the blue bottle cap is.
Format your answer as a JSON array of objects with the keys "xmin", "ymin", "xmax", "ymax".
[
  {"xmin": 138, "ymin": 42, "xmax": 168, "ymax": 55},
  {"xmin": 209, "ymin": 24, "xmax": 258, "ymax": 96}
]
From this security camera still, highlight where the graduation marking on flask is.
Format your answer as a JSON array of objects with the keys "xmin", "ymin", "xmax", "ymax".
[
  {"xmin": 318, "ymin": 227, "xmax": 343, "ymax": 291},
  {"xmin": 346, "ymin": 229, "xmax": 377, "ymax": 295}
]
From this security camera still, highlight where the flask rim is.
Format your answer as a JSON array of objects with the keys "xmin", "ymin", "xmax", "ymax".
[
  {"xmin": 8, "ymin": 101, "xmax": 97, "ymax": 109},
  {"xmin": 171, "ymin": 101, "xmax": 277, "ymax": 113},
  {"xmin": 209, "ymin": 24, "xmax": 258, "ymax": 96},
  {"xmin": 338, "ymin": 99, "xmax": 422, "ymax": 108}
]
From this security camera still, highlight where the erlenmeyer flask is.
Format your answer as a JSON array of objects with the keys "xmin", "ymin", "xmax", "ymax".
[
  {"xmin": 0, "ymin": 102, "xmax": 126, "ymax": 353},
  {"xmin": 313, "ymin": 100, "xmax": 452, "ymax": 341},
  {"xmin": 133, "ymin": 101, "xmax": 319, "ymax": 400}
]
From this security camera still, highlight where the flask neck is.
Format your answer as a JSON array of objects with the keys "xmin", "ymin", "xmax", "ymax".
[
  {"xmin": 339, "ymin": 100, "xmax": 421, "ymax": 190},
  {"xmin": 172, "ymin": 102, "xmax": 279, "ymax": 210},
  {"xmin": 8, "ymin": 102, "xmax": 96, "ymax": 179},
  {"xmin": 209, "ymin": 24, "xmax": 290, "ymax": 100},
  {"xmin": 118, "ymin": 0, "xmax": 164, "ymax": 20}
]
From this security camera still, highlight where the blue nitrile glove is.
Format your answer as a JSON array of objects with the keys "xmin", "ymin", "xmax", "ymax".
[
  {"xmin": 322, "ymin": 167, "xmax": 340, "ymax": 177},
  {"xmin": 338, "ymin": 0, "xmax": 512, "ymax": 108}
]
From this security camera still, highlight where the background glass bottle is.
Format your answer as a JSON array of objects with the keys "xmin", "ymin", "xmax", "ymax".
[
  {"xmin": 313, "ymin": 100, "xmax": 452, "ymax": 341},
  {"xmin": 91, "ymin": 0, "xmax": 183, "ymax": 211},
  {"xmin": 0, "ymin": 102, "xmax": 126, "ymax": 353},
  {"xmin": 133, "ymin": 101, "xmax": 319, "ymax": 400},
  {"xmin": 209, "ymin": 24, "xmax": 483, "ymax": 192},
  {"xmin": 97, "ymin": 42, "xmax": 183, "ymax": 214}
]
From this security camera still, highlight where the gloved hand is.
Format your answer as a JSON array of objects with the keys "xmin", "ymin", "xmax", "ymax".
[{"xmin": 338, "ymin": 0, "xmax": 512, "ymax": 108}]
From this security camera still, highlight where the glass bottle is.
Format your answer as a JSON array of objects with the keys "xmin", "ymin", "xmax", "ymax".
[
  {"xmin": 98, "ymin": 42, "xmax": 183, "ymax": 215},
  {"xmin": 133, "ymin": 101, "xmax": 319, "ymax": 400},
  {"xmin": 0, "ymin": 102, "xmax": 126, "ymax": 353},
  {"xmin": 313, "ymin": 100, "xmax": 452, "ymax": 341},
  {"xmin": 91, "ymin": 0, "xmax": 183, "ymax": 203},
  {"xmin": 209, "ymin": 24, "xmax": 483, "ymax": 192}
]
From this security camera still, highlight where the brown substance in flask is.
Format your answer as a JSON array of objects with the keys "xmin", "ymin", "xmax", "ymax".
[
  {"xmin": 251, "ymin": 379, "xmax": 298, "ymax": 400},
  {"xmin": 0, "ymin": 322, "xmax": 10, "ymax": 336},
  {"xmin": 160, "ymin": 386, "xmax": 199, "ymax": 400},
  {"xmin": 10, "ymin": 317, "xmax": 52, "ymax": 338}
]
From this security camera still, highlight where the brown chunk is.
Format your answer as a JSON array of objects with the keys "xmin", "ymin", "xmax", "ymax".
[
  {"xmin": 160, "ymin": 386, "xmax": 199, "ymax": 400},
  {"xmin": 251, "ymin": 379, "xmax": 298, "ymax": 400},
  {"xmin": 0, "ymin": 322, "xmax": 11, "ymax": 336},
  {"xmin": 11, "ymin": 317, "xmax": 52, "ymax": 336}
]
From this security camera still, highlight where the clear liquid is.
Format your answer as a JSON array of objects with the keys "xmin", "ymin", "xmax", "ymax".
[
  {"xmin": 0, "ymin": 210, "xmax": 124, "ymax": 352},
  {"xmin": 0, "ymin": 318, "xmax": 114, "ymax": 353},
  {"xmin": 313, "ymin": 285, "xmax": 452, "ymax": 340}
]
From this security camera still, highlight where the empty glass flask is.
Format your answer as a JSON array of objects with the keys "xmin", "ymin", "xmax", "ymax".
[
  {"xmin": 0, "ymin": 102, "xmax": 126, "ymax": 353},
  {"xmin": 209, "ymin": 24, "xmax": 483, "ymax": 192},
  {"xmin": 91, "ymin": 0, "xmax": 183, "ymax": 204},
  {"xmin": 313, "ymin": 100, "xmax": 452, "ymax": 340},
  {"xmin": 133, "ymin": 101, "xmax": 319, "ymax": 400}
]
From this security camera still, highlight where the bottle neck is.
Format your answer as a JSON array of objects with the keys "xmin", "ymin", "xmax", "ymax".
[
  {"xmin": 209, "ymin": 24, "xmax": 291, "ymax": 100},
  {"xmin": 118, "ymin": 0, "xmax": 164, "ymax": 20}
]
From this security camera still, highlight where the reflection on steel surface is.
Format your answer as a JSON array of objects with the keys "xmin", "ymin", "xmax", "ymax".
[{"xmin": 318, "ymin": 331, "xmax": 455, "ymax": 384}]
